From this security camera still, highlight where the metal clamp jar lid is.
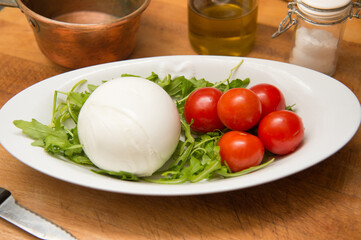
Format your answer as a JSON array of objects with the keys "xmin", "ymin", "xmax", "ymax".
[{"xmin": 272, "ymin": 0, "xmax": 360, "ymax": 38}]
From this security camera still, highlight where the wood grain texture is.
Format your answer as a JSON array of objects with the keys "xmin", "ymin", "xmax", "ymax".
[{"xmin": 0, "ymin": 0, "xmax": 360, "ymax": 239}]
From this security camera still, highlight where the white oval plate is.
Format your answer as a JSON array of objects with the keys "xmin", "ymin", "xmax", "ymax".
[{"xmin": 0, "ymin": 56, "xmax": 360, "ymax": 196}]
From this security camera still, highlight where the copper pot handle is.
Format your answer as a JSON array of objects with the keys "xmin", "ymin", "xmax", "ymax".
[{"xmin": 0, "ymin": 0, "xmax": 18, "ymax": 7}]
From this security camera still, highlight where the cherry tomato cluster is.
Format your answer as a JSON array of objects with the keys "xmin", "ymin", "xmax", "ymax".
[{"xmin": 184, "ymin": 83, "xmax": 305, "ymax": 173}]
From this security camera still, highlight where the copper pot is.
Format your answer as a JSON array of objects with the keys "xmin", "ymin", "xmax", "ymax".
[{"xmin": 0, "ymin": 0, "xmax": 150, "ymax": 69}]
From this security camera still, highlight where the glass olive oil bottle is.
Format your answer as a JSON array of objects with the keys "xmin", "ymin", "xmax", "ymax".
[{"xmin": 188, "ymin": 0, "xmax": 258, "ymax": 56}]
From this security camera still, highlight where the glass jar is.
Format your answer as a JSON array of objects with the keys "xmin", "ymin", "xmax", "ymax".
[
  {"xmin": 188, "ymin": 0, "xmax": 259, "ymax": 56},
  {"xmin": 273, "ymin": 0, "xmax": 360, "ymax": 76}
]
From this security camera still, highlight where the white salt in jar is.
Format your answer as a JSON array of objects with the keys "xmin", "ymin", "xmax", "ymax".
[{"xmin": 273, "ymin": 0, "xmax": 360, "ymax": 76}]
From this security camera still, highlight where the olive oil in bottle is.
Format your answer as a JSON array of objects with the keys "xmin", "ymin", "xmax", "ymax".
[{"xmin": 188, "ymin": 0, "xmax": 258, "ymax": 56}]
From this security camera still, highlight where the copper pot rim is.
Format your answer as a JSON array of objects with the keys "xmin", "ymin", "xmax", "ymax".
[{"xmin": 16, "ymin": 0, "xmax": 151, "ymax": 28}]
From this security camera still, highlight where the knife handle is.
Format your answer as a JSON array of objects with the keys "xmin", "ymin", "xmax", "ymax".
[{"xmin": 0, "ymin": 187, "xmax": 11, "ymax": 204}]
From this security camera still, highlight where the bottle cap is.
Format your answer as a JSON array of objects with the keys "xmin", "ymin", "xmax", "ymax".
[{"xmin": 298, "ymin": 0, "xmax": 352, "ymax": 20}]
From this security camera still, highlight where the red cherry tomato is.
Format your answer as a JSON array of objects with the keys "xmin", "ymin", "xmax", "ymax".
[
  {"xmin": 217, "ymin": 88, "xmax": 262, "ymax": 131},
  {"xmin": 184, "ymin": 87, "xmax": 225, "ymax": 133},
  {"xmin": 258, "ymin": 110, "xmax": 305, "ymax": 155},
  {"xmin": 250, "ymin": 83, "xmax": 286, "ymax": 118},
  {"xmin": 218, "ymin": 131, "xmax": 264, "ymax": 172}
]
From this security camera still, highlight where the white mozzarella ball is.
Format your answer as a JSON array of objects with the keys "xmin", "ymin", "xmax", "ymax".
[{"xmin": 77, "ymin": 77, "xmax": 181, "ymax": 177}]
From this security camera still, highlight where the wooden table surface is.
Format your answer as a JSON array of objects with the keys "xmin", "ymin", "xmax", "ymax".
[{"xmin": 0, "ymin": 0, "xmax": 360, "ymax": 239}]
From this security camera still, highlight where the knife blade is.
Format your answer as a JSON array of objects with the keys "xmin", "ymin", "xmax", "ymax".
[{"xmin": 0, "ymin": 187, "xmax": 77, "ymax": 240}]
